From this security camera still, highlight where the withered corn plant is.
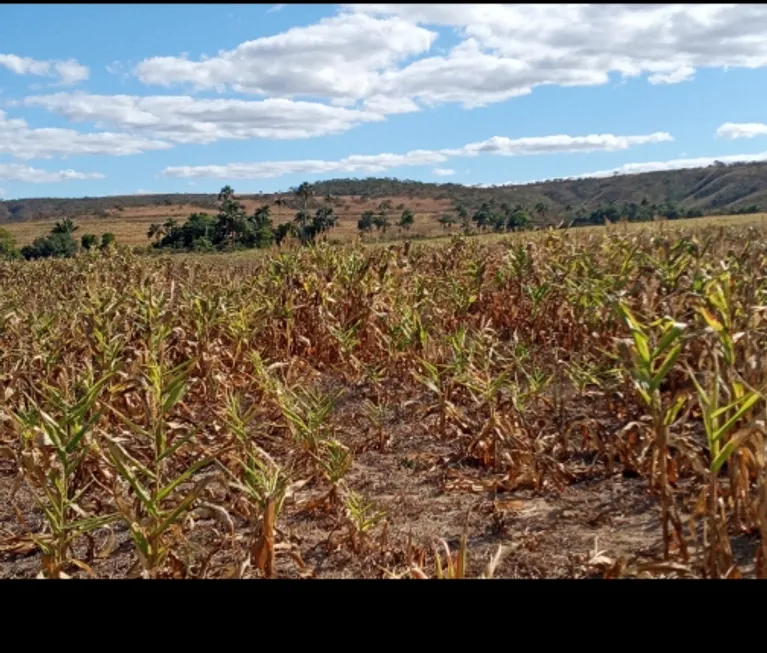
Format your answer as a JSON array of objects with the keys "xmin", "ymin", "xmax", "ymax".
[
  {"xmin": 11, "ymin": 371, "xmax": 115, "ymax": 577},
  {"xmin": 2, "ymin": 223, "xmax": 767, "ymax": 579}
]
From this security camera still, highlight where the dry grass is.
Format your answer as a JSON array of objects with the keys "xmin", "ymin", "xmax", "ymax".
[
  {"xmin": 1, "ymin": 196, "xmax": 455, "ymax": 247},
  {"xmin": 2, "ymin": 218, "xmax": 767, "ymax": 579},
  {"xmin": 4, "ymin": 198, "xmax": 765, "ymax": 250}
]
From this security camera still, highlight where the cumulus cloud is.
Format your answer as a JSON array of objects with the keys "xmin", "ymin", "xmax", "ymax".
[
  {"xmin": 134, "ymin": 13, "xmax": 436, "ymax": 101},
  {"xmin": 0, "ymin": 163, "xmax": 104, "ymax": 183},
  {"xmin": 433, "ymin": 168, "xmax": 456, "ymax": 176},
  {"xmin": 24, "ymin": 92, "xmax": 385, "ymax": 143},
  {"xmin": 162, "ymin": 130, "xmax": 671, "ymax": 179},
  {"xmin": 117, "ymin": 5, "xmax": 767, "ymax": 111},
  {"xmin": 717, "ymin": 122, "xmax": 767, "ymax": 140},
  {"xmin": 0, "ymin": 109, "xmax": 172, "ymax": 160},
  {"xmin": 0, "ymin": 53, "xmax": 88, "ymax": 86},
  {"xmin": 342, "ymin": 4, "xmax": 767, "ymax": 107}
]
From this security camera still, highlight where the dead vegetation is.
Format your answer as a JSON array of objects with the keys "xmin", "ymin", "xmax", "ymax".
[{"xmin": 1, "ymin": 221, "xmax": 767, "ymax": 579}]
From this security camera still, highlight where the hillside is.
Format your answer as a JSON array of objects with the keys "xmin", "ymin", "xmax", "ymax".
[{"xmin": 2, "ymin": 159, "xmax": 766, "ymax": 225}]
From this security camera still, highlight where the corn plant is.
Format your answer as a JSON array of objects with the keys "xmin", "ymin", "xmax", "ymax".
[
  {"xmin": 219, "ymin": 391, "xmax": 292, "ymax": 577},
  {"xmin": 104, "ymin": 357, "xmax": 219, "ymax": 577},
  {"xmin": 277, "ymin": 385, "xmax": 342, "ymax": 454},
  {"xmin": 316, "ymin": 439, "xmax": 353, "ymax": 506},
  {"xmin": 615, "ymin": 302, "xmax": 687, "ymax": 559},
  {"xmin": 344, "ymin": 489, "xmax": 386, "ymax": 553},
  {"xmin": 12, "ymin": 372, "xmax": 115, "ymax": 577},
  {"xmin": 361, "ymin": 399, "xmax": 390, "ymax": 451},
  {"xmin": 412, "ymin": 357, "xmax": 459, "ymax": 439}
]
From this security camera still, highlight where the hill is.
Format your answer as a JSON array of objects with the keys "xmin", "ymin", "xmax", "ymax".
[{"xmin": 1, "ymin": 159, "xmax": 766, "ymax": 226}]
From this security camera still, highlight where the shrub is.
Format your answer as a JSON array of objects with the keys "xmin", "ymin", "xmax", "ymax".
[
  {"xmin": 81, "ymin": 233, "xmax": 98, "ymax": 251},
  {"xmin": 21, "ymin": 231, "xmax": 78, "ymax": 260},
  {"xmin": 0, "ymin": 228, "xmax": 20, "ymax": 260}
]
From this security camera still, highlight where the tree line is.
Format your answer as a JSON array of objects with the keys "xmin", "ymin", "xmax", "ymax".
[
  {"xmin": 0, "ymin": 219, "xmax": 116, "ymax": 260},
  {"xmin": 567, "ymin": 199, "xmax": 705, "ymax": 226},
  {"xmin": 148, "ymin": 184, "xmax": 339, "ymax": 252}
]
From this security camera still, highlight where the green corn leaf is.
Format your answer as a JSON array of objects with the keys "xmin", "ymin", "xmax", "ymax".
[
  {"xmin": 650, "ymin": 343, "xmax": 682, "ymax": 391},
  {"xmin": 65, "ymin": 409, "xmax": 103, "ymax": 454},
  {"xmin": 712, "ymin": 392, "xmax": 760, "ymax": 443},
  {"xmin": 153, "ymin": 476, "xmax": 212, "ymax": 538},
  {"xmin": 652, "ymin": 322, "xmax": 685, "ymax": 359},
  {"xmin": 162, "ymin": 374, "xmax": 188, "ymax": 415},
  {"xmin": 663, "ymin": 394, "xmax": 687, "ymax": 426},
  {"xmin": 710, "ymin": 424, "xmax": 758, "ymax": 474},
  {"xmin": 157, "ymin": 455, "xmax": 216, "ymax": 502},
  {"xmin": 107, "ymin": 440, "xmax": 158, "ymax": 518},
  {"xmin": 157, "ymin": 427, "xmax": 199, "ymax": 463},
  {"xmin": 63, "ymin": 513, "xmax": 120, "ymax": 533},
  {"xmin": 630, "ymin": 329, "xmax": 651, "ymax": 365}
]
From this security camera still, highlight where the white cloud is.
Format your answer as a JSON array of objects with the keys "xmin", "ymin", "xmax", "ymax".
[
  {"xmin": 93, "ymin": 5, "xmax": 767, "ymax": 114},
  {"xmin": 0, "ymin": 187, "xmax": 6, "ymax": 197},
  {"xmin": 362, "ymin": 95, "xmax": 420, "ymax": 115},
  {"xmin": 571, "ymin": 152, "xmax": 767, "ymax": 179},
  {"xmin": 0, "ymin": 109, "xmax": 172, "ymax": 159},
  {"xmin": 433, "ymin": 168, "xmax": 456, "ymax": 176},
  {"xmin": 342, "ymin": 4, "xmax": 767, "ymax": 108},
  {"xmin": 24, "ymin": 92, "xmax": 385, "ymax": 143},
  {"xmin": 717, "ymin": 122, "xmax": 767, "ymax": 140},
  {"xmin": 134, "ymin": 13, "xmax": 436, "ymax": 102},
  {"xmin": 267, "ymin": 4, "xmax": 285, "ymax": 13},
  {"xmin": 0, "ymin": 53, "xmax": 88, "ymax": 86},
  {"xmin": 456, "ymin": 132, "xmax": 672, "ymax": 157},
  {"xmin": 162, "ymin": 130, "xmax": 671, "ymax": 179},
  {"xmin": 0, "ymin": 163, "xmax": 104, "ymax": 183},
  {"xmin": 648, "ymin": 66, "xmax": 696, "ymax": 85}
]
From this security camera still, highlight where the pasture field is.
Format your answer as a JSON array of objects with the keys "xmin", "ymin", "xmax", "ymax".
[
  {"xmin": 2, "ymin": 219, "xmax": 767, "ymax": 578},
  {"xmin": 4, "ymin": 204, "xmax": 767, "ymax": 251},
  {"xmin": 1, "ymin": 195, "xmax": 456, "ymax": 248}
]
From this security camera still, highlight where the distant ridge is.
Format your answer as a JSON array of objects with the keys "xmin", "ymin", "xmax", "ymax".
[{"xmin": 2, "ymin": 159, "xmax": 766, "ymax": 223}]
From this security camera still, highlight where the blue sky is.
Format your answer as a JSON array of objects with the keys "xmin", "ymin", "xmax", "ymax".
[{"xmin": 2, "ymin": 3, "xmax": 767, "ymax": 199}]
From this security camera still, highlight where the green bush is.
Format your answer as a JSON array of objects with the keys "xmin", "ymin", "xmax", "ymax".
[
  {"xmin": 191, "ymin": 236, "xmax": 214, "ymax": 252},
  {"xmin": 81, "ymin": 233, "xmax": 98, "ymax": 250},
  {"xmin": 0, "ymin": 228, "xmax": 20, "ymax": 260},
  {"xmin": 21, "ymin": 231, "xmax": 78, "ymax": 260},
  {"xmin": 101, "ymin": 232, "xmax": 116, "ymax": 249}
]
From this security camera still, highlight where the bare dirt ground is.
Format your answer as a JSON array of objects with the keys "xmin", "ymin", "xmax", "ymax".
[{"xmin": 0, "ymin": 384, "xmax": 678, "ymax": 579}]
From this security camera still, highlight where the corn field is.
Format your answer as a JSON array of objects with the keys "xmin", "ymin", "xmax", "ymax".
[{"xmin": 1, "ymin": 222, "xmax": 767, "ymax": 578}]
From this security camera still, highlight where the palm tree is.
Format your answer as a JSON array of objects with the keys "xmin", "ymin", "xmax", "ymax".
[
  {"xmin": 52, "ymin": 217, "xmax": 78, "ymax": 235},
  {"xmin": 293, "ymin": 182, "xmax": 313, "ymax": 214},
  {"xmin": 215, "ymin": 186, "xmax": 247, "ymax": 248},
  {"xmin": 314, "ymin": 206, "xmax": 334, "ymax": 229},
  {"xmin": 398, "ymin": 208, "xmax": 415, "ymax": 232},
  {"xmin": 218, "ymin": 185, "xmax": 235, "ymax": 204}
]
